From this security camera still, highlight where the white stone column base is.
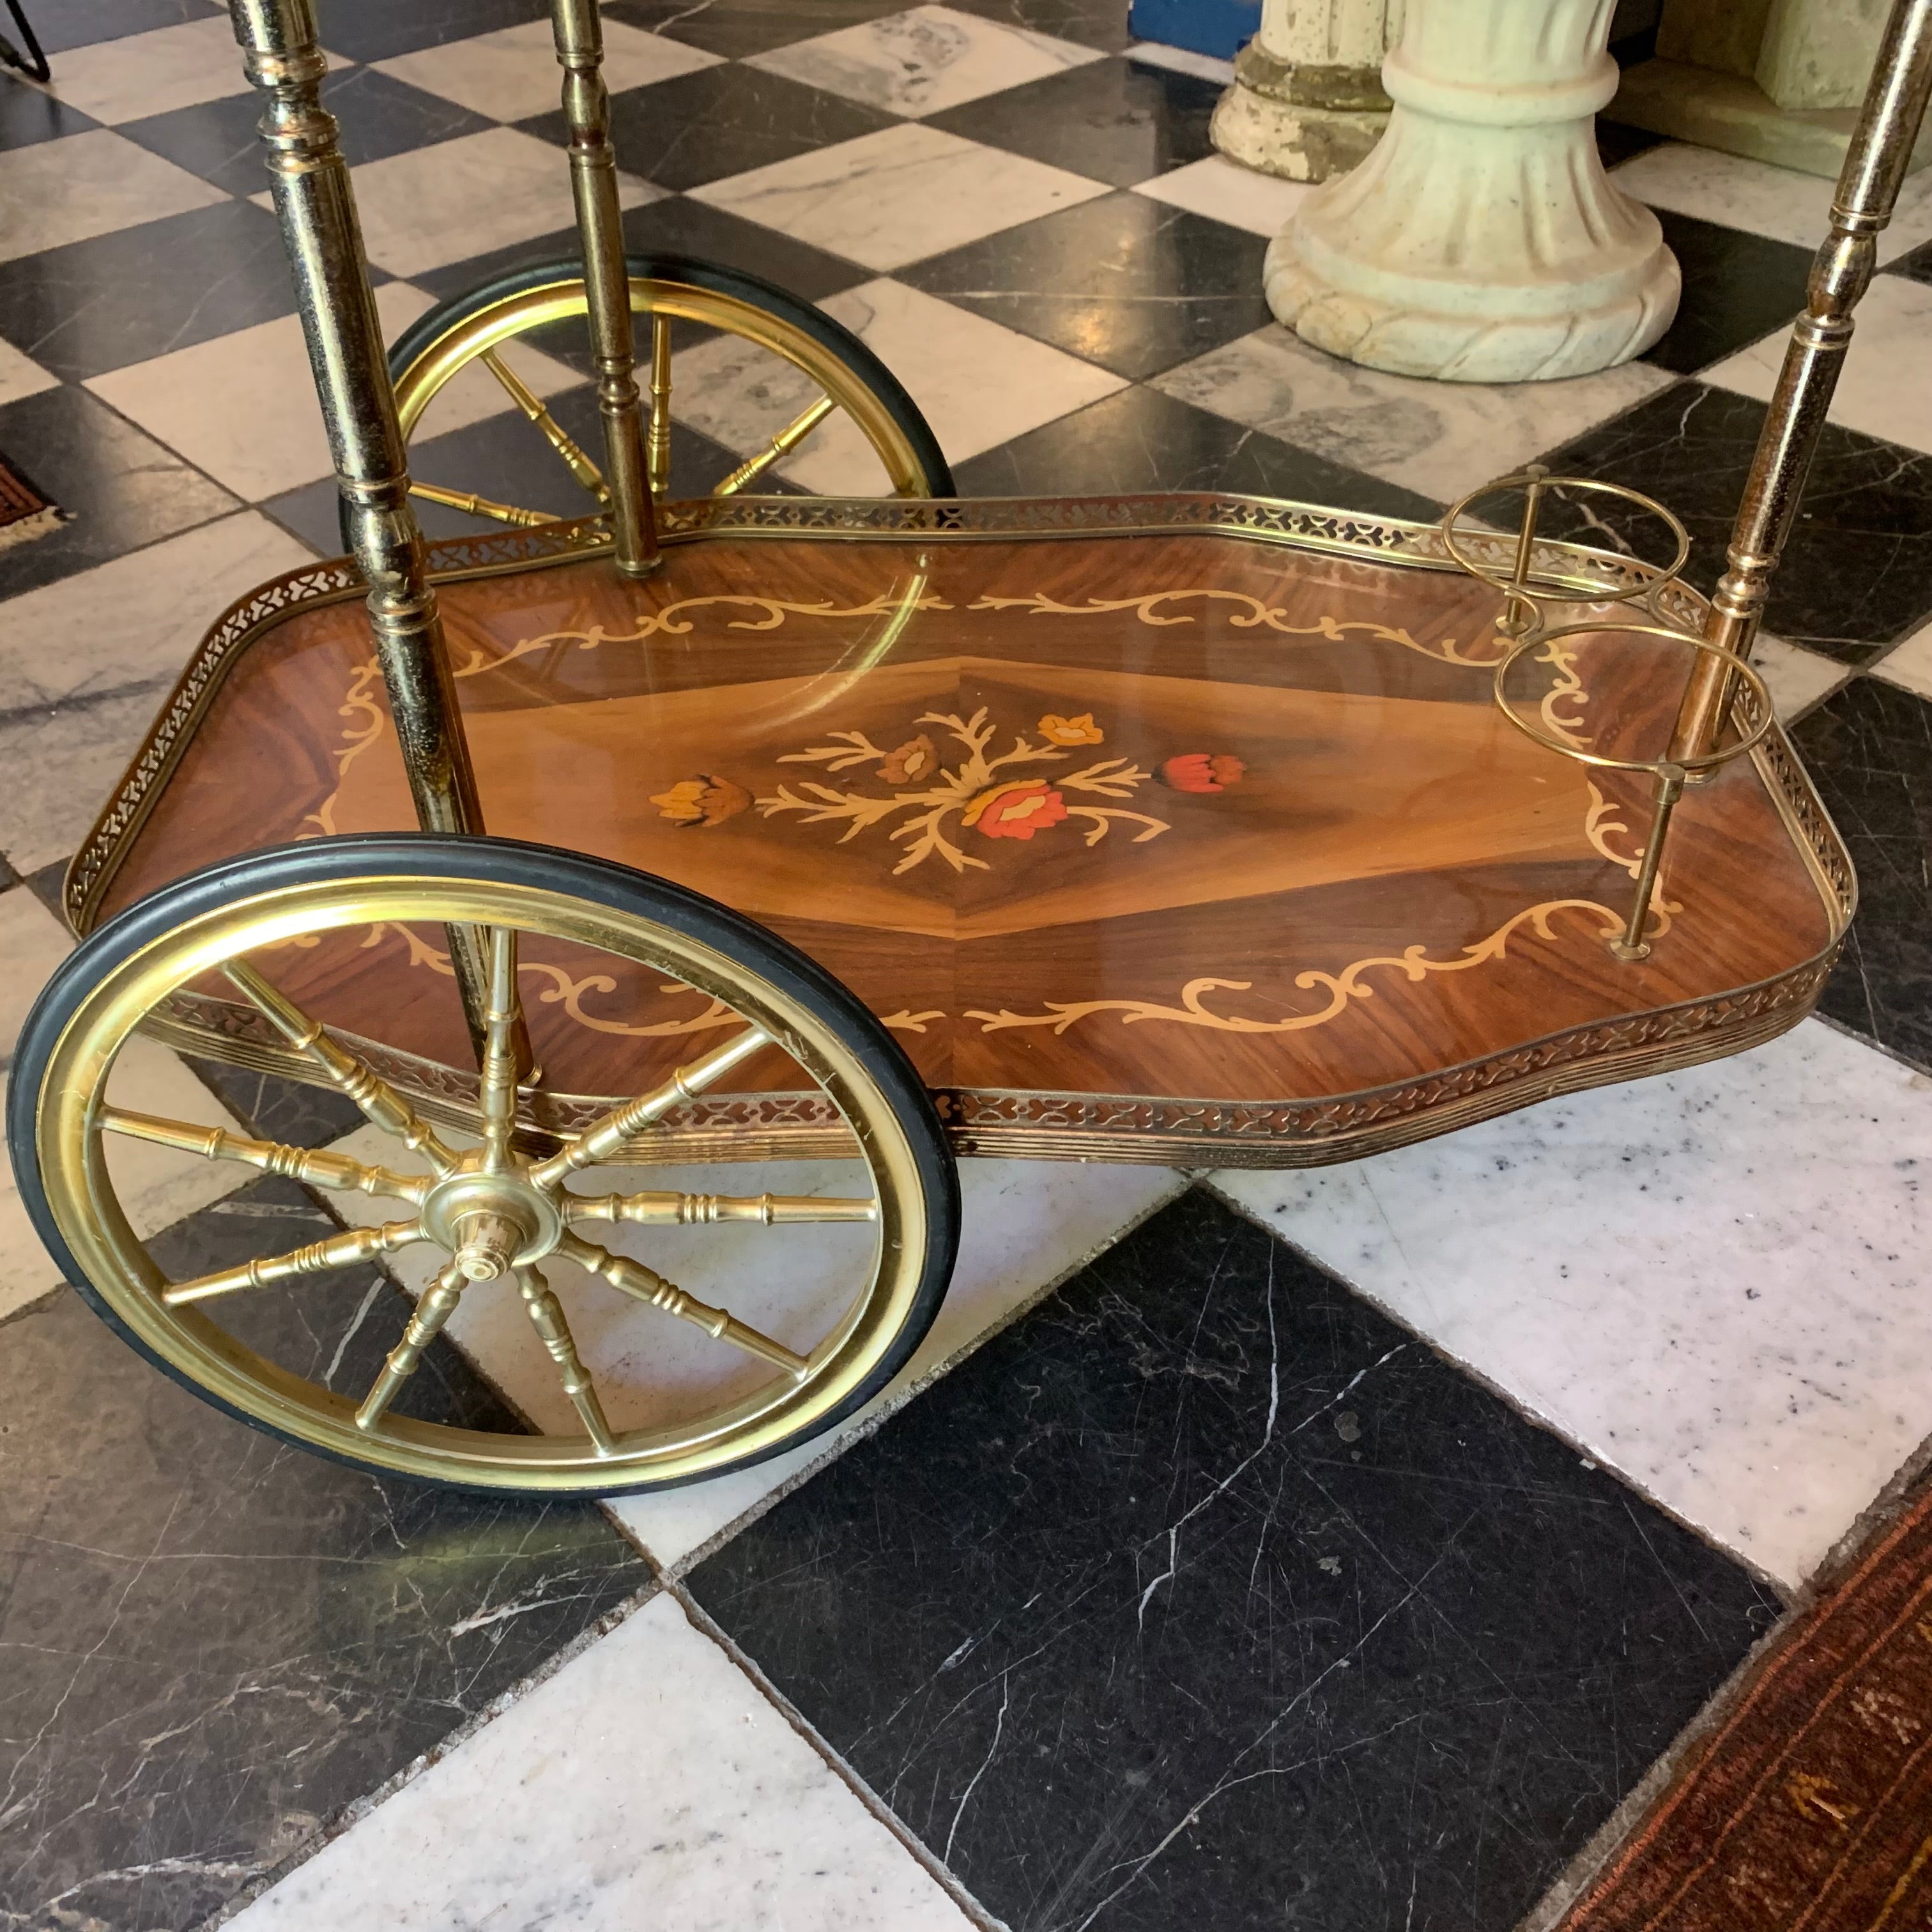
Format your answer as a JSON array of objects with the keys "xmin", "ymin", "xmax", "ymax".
[{"xmin": 1266, "ymin": 0, "xmax": 1682, "ymax": 384}]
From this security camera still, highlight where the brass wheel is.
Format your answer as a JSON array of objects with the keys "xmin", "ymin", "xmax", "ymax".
[
  {"xmin": 372, "ymin": 252, "xmax": 954, "ymax": 544},
  {"xmin": 9, "ymin": 838, "xmax": 958, "ymax": 1494}
]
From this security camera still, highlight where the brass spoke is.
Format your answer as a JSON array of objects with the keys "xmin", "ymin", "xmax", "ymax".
[
  {"xmin": 530, "ymin": 1026, "xmax": 771, "ymax": 1188},
  {"xmin": 163, "ymin": 1218, "xmax": 424, "ymax": 1307},
  {"xmin": 409, "ymin": 479, "xmax": 554, "ymax": 528},
  {"xmin": 98, "ymin": 1107, "xmax": 429, "ymax": 1206},
  {"xmin": 568, "ymin": 1189, "xmax": 876, "ymax": 1227},
  {"xmin": 556, "ymin": 1230, "xmax": 809, "ymax": 1381},
  {"xmin": 477, "ymin": 926, "xmax": 523, "ymax": 1174},
  {"xmin": 712, "ymin": 394, "xmax": 836, "ymax": 498},
  {"xmin": 223, "ymin": 962, "xmax": 460, "ymax": 1177},
  {"xmin": 480, "ymin": 347, "xmax": 609, "ymax": 500},
  {"xmin": 356, "ymin": 1261, "xmax": 465, "ymax": 1431},
  {"xmin": 647, "ymin": 313, "xmax": 673, "ymax": 500},
  {"xmin": 517, "ymin": 1264, "xmax": 616, "ymax": 1454}
]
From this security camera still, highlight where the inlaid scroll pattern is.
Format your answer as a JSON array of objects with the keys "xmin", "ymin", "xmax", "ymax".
[{"xmin": 960, "ymin": 898, "xmax": 1627, "ymax": 1036}]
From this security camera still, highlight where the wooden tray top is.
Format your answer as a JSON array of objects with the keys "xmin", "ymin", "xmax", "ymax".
[{"xmin": 72, "ymin": 496, "xmax": 1852, "ymax": 1167}]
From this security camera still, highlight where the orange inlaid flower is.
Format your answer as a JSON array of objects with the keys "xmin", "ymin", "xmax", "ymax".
[
  {"xmin": 1158, "ymin": 753, "xmax": 1246, "ymax": 793},
  {"xmin": 650, "ymin": 774, "xmax": 750, "ymax": 827},
  {"xmin": 1038, "ymin": 712, "xmax": 1103, "ymax": 746},
  {"xmin": 962, "ymin": 781, "xmax": 1068, "ymax": 840},
  {"xmin": 879, "ymin": 733, "xmax": 939, "ymax": 785}
]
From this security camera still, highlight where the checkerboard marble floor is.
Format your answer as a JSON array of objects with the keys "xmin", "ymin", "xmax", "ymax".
[{"xmin": 3, "ymin": 2, "xmax": 1932, "ymax": 1927}]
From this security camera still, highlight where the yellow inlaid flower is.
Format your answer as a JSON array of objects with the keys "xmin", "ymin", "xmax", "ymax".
[
  {"xmin": 650, "ymin": 775, "xmax": 749, "ymax": 827},
  {"xmin": 1038, "ymin": 712, "xmax": 1103, "ymax": 746}
]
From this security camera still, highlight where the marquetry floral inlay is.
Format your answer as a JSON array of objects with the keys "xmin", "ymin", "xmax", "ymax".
[{"xmin": 756, "ymin": 707, "xmax": 1172, "ymax": 876}]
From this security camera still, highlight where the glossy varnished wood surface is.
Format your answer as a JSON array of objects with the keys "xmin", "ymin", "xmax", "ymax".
[{"xmin": 89, "ymin": 507, "xmax": 1846, "ymax": 1161}]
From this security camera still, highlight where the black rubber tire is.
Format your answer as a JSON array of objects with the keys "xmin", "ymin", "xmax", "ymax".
[
  {"xmin": 6, "ymin": 834, "xmax": 960, "ymax": 1495},
  {"xmin": 349, "ymin": 250, "xmax": 956, "ymax": 553}
]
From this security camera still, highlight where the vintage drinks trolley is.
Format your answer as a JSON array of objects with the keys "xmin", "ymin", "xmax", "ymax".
[{"xmin": 8, "ymin": 0, "xmax": 1927, "ymax": 1496}]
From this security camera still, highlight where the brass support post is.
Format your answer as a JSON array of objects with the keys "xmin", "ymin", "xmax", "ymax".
[
  {"xmin": 551, "ymin": 0, "xmax": 659, "ymax": 575},
  {"xmin": 227, "ymin": 0, "xmax": 496, "ymax": 1060},
  {"xmin": 1671, "ymin": 0, "xmax": 1932, "ymax": 766}
]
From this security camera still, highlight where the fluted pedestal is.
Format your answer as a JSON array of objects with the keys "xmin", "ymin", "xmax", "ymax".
[{"xmin": 1265, "ymin": 0, "xmax": 1680, "ymax": 381}]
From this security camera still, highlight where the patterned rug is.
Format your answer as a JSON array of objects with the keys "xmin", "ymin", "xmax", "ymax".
[
  {"xmin": 1559, "ymin": 1482, "xmax": 1932, "ymax": 1931},
  {"xmin": 0, "ymin": 450, "xmax": 59, "ymax": 553}
]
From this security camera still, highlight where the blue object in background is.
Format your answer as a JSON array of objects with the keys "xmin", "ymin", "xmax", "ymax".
[{"xmin": 1127, "ymin": 0, "xmax": 1260, "ymax": 61}]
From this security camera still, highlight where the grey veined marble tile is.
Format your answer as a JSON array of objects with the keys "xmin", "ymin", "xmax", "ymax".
[
  {"xmin": 749, "ymin": 3, "xmax": 1105, "ymax": 118},
  {"xmin": 1214, "ymin": 1018, "xmax": 1932, "ymax": 1590},
  {"xmin": 226, "ymin": 1592, "xmax": 974, "ymax": 1931}
]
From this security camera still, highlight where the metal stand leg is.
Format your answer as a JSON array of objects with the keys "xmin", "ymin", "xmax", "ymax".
[
  {"xmin": 551, "ymin": 0, "xmax": 660, "ymax": 577},
  {"xmin": 1673, "ymin": 0, "xmax": 1932, "ymax": 764},
  {"xmin": 227, "ymin": 0, "xmax": 500, "ymax": 1060}
]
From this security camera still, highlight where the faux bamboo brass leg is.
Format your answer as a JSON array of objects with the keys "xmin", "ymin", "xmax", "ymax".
[
  {"xmin": 647, "ymin": 313, "xmax": 673, "ymax": 499},
  {"xmin": 550, "ymin": 0, "xmax": 658, "ymax": 575},
  {"xmin": 1671, "ymin": 0, "xmax": 1932, "ymax": 765},
  {"xmin": 226, "ymin": 0, "xmax": 494, "ymax": 1056}
]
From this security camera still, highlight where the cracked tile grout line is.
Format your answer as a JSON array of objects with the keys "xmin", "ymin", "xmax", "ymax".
[{"xmin": 673, "ymin": 1579, "xmax": 1013, "ymax": 1932}]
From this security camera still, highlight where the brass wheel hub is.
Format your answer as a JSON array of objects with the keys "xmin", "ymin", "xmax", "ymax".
[{"xmin": 420, "ymin": 1160, "xmax": 565, "ymax": 1278}]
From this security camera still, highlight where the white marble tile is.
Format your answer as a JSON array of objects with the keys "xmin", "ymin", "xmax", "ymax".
[
  {"xmin": 1213, "ymin": 1020, "xmax": 1932, "ymax": 1588},
  {"xmin": 1875, "ymin": 618, "xmax": 1932, "ymax": 701},
  {"xmin": 671, "ymin": 276, "xmax": 1125, "ymax": 493},
  {"xmin": 325, "ymin": 1129, "xmax": 1180, "ymax": 1566},
  {"xmin": 0, "ymin": 130, "xmax": 227, "ymax": 266},
  {"xmin": 1131, "ymin": 153, "xmax": 1312, "ymax": 238},
  {"xmin": 45, "ymin": 15, "xmax": 257, "ymax": 125},
  {"xmin": 1154, "ymin": 324, "xmax": 1676, "ymax": 504},
  {"xmin": 749, "ymin": 3, "xmax": 1104, "ymax": 117},
  {"xmin": 1, "ymin": 890, "xmax": 247, "ymax": 1321},
  {"xmin": 1703, "ymin": 275, "xmax": 1932, "ymax": 456},
  {"xmin": 0, "ymin": 336, "xmax": 58, "ymax": 407},
  {"xmin": 86, "ymin": 282, "xmax": 579, "ymax": 501},
  {"xmin": 341, "ymin": 127, "xmax": 664, "ymax": 279},
  {"xmin": 1750, "ymin": 630, "xmax": 1850, "ymax": 721},
  {"xmin": 373, "ymin": 17, "xmax": 721, "ymax": 124},
  {"xmin": 0, "ymin": 514, "xmax": 310, "ymax": 875},
  {"xmin": 1124, "ymin": 40, "xmax": 1237, "ymax": 83},
  {"xmin": 1609, "ymin": 141, "xmax": 1932, "ymax": 266},
  {"xmin": 227, "ymin": 1591, "xmax": 972, "ymax": 1932},
  {"xmin": 693, "ymin": 121, "xmax": 1107, "ymax": 270}
]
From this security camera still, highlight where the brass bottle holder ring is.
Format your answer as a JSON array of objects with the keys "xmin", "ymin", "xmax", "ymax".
[
  {"xmin": 1439, "ymin": 468, "xmax": 1693, "ymax": 636},
  {"xmin": 1439, "ymin": 469, "xmax": 1772, "ymax": 964},
  {"xmin": 1491, "ymin": 622, "xmax": 1775, "ymax": 962}
]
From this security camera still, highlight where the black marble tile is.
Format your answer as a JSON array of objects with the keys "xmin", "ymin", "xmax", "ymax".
[
  {"xmin": 0, "ymin": 198, "xmax": 299, "ymax": 383},
  {"xmin": 1791, "ymin": 673, "xmax": 1932, "ymax": 1071},
  {"xmin": 926, "ymin": 51, "xmax": 1219, "ymax": 187},
  {"xmin": 26, "ymin": 0, "xmax": 217, "ymax": 55},
  {"xmin": 0, "ymin": 1175, "xmax": 652, "ymax": 1931},
  {"xmin": 604, "ymin": 0, "xmax": 917, "ymax": 59},
  {"xmin": 0, "ymin": 80, "xmax": 95, "ymax": 151},
  {"xmin": 1596, "ymin": 116, "xmax": 1663, "ymax": 169},
  {"xmin": 183, "ymin": 1057, "xmax": 367, "ymax": 1149},
  {"xmin": 1639, "ymin": 208, "xmax": 1813, "ymax": 375},
  {"xmin": 411, "ymin": 194, "xmax": 868, "ymax": 308},
  {"xmin": 0, "ymin": 385, "xmax": 238, "ymax": 599},
  {"xmin": 520, "ymin": 63, "xmax": 896, "ymax": 194},
  {"xmin": 121, "ymin": 66, "xmax": 496, "ymax": 199},
  {"xmin": 310, "ymin": 0, "xmax": 545, "ymax": 63},
  {"xmin": 1885, "ymin": 238, "xmax": 1932, "ymax": 288},
  {"xmin": 901, "ymin": 193, "xmax": 1271, "ymax": 379},
  {"xmin": 1536, "ymin": 381, "xmax": 1932, "ymax": 661},
  {"xmin": 691, "ymin": 1189, "xmax": 1779, "ymax": 1932},
  {"xmin": 24, "ymin": 855, "xmax": 66, "ymax": 919},
  {"xmin": 944, "ymin": 0, "xmax": 1135, "ymax": 52},
  {"xmin": 956, "ymin": 381, "xmax": 1443, "ymax": 519}
]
